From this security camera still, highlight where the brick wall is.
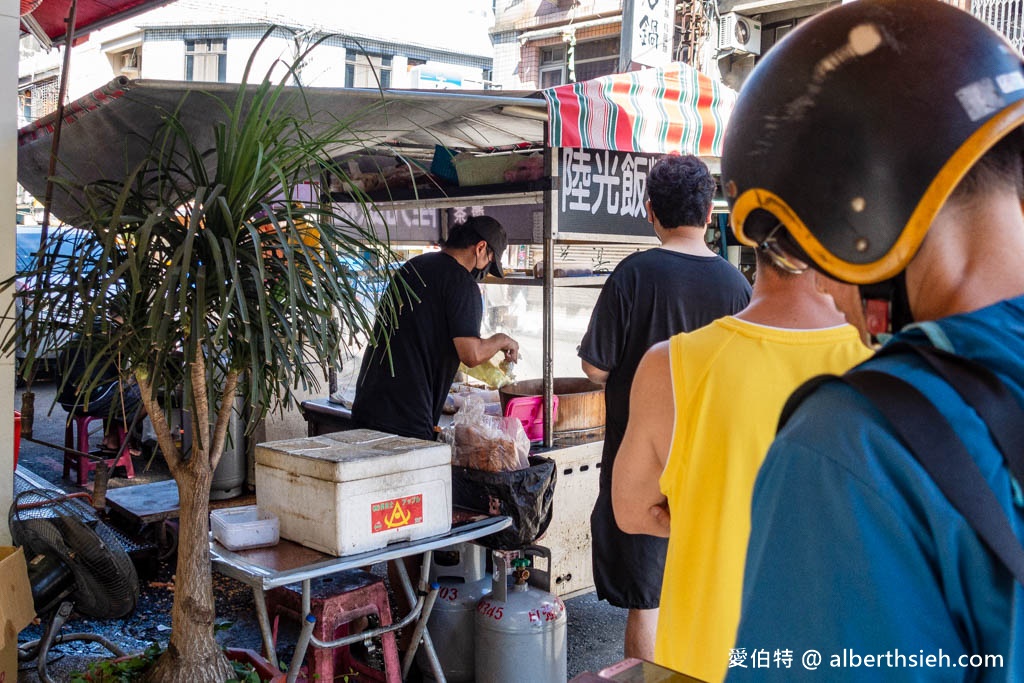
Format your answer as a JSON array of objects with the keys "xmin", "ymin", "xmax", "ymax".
[
  {"xmin": 492, "ymin": 0, "xmax": 625, "ymax": 88},
  {"xmin": 500, "ymin": 20, "xmax": 621, "ymax": 89}
]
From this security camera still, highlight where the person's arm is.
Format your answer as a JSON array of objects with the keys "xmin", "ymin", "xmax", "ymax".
[
  {"xmin": 612, "ymin": 342, "xmax": 674, "ymax": 537},
  {"xmin": 453, "ymin": 333, "xmax": 519, "ymax": 367},
  {"xmin": 581, "ymin": 359, "xmax": 609, "ymax": 385},
  {"xmin": 578, "ymin": 276, "xmax": 626, "ymax": 385}
]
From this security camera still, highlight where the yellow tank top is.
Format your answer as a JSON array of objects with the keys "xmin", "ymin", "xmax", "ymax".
[{"xmin": 655, "ymin": 316, "xmax": 871, "ymax": 682}]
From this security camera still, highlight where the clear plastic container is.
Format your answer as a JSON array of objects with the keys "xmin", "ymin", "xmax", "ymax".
[{"xmin": 210, "ymin": 505, "xmax": 280, "ymax": 551}]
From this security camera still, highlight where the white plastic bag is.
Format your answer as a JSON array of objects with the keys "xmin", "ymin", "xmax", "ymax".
[{"xmin": 445, "ymin": 396, "xmax": 529, "ymax": 472}]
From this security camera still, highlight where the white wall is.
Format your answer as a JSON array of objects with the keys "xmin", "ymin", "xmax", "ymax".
[
  {"xmin": 138, "ymin": 32, "xmax": 347, "ymax": 85},
  {"xmin": 2, "ymin": 0, "xmax": 18, "ymax": 544},
  {"xmin": 140, "ymin": 38, "xmax": 184, "ymax": 80},
  {"xmin": 295, "ymin": 42, "xmax": 346, "ymax": 88},
  {"xmin": 19, "ymin": 0, "xmax": 495, "ymax": 95},
  {"xmin": 19, "ymin": 28, "xmax": 142, "ymax": 102}
]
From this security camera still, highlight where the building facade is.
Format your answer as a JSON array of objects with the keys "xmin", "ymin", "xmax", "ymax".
[
  {"xmin": 492, "ymin": 0, "xmax": 1021, "ymax": 92},
  {"xmin": 714, "ymin": 0, "xmax": 1010, "ymax": 91},
  {"xmin": 16, "ymin": 0, "xmax": 496, "ymax": 220},
  {"xmin": 491, "ymin": 0, "xmax": 624, "ymax": 89},
  {"xmin": 17, "ymin": 0, "xmax": 1024, "ymax": 217},
  {"xmin": 18, "ymin": 0, "xmax": 496, "ymax": 127}
]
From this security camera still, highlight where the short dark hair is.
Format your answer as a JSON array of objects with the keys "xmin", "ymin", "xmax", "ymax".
[
  {"xmin": 754, "ymin": 243, "xmax": 800, "ymax": 278},
  {"xmin": 646, "ymin": 155, "xmax": 716, "ymax": 229},
  {"xmin": 952, "ymin": 129, "xmax": 1024, "ymax": 203}
]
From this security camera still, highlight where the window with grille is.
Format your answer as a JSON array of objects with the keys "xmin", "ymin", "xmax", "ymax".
[
  {"xmin": 970, "ymin": 0, "xmax": 1024, "ymax": 52},
  {"xmin": 573, "ymin": 37, "xmax": 619, "ymax": 81},
  {"xmin": 19, "ymin": 90, "xmax": 31, "ymax": 123},
  {"xmin": 345, "ymin": 52, "xmax": 392, "ymax": 88},
  {"xmin": 539, "ymin": 37, "xmax": 620, "ymax": 87},
  {"xmin": 540, "ymin": 45, "xmax": 567, "ymax": 87},
  {"xmin": 185, "ymin": 38, "xmax": 227, "ymax": 82}
]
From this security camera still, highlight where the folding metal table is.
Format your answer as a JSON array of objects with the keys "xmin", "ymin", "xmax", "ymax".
[{"xmin": 211, "ymin": 513, "xmax": 511, "ymax": 683}]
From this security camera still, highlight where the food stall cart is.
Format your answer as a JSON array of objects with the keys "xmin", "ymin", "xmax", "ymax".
[
  {"xmin": 16, "ymin": 63, "xmax": 739, "ymax": 598},
  {"xmin": 315, "ymin": 63, "xmax": 740, "ymax": 598}
]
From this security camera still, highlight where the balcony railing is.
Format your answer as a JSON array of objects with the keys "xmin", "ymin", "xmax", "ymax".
[{"xmin": 969, "ymin": 0, "xmax": 1024, "ymax": 51}]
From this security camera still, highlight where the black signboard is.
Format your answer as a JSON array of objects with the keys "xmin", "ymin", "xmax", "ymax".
[
  {"xmin": 446, "ymin": 204, "xmax": 541, "ymax": 244},
  {"xmin": 337, "ymin": 204, "xmax": 442, "ymax": 243},
  {"xmin": 556, "ymin": 147, "xmax": 660, "ymax": 242}
]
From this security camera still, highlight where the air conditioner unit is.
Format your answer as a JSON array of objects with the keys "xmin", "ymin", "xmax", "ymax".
[{"xmin": 719, "ymin": 13, "xmax": 762, "ymax": 55}]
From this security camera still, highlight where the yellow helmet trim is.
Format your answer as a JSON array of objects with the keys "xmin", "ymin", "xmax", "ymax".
[{"xmin": 731, "ymin": 101, "xmax": 1024, "ymax": 284}]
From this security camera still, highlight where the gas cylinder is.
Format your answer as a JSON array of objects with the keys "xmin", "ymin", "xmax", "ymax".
[
  {"xmin": 419, "ymin": 542, "xmax": 491, "ymax": 682},
  {"xmin": 474, "ymin": 547, "xmax": 567, "ymax": 683}
]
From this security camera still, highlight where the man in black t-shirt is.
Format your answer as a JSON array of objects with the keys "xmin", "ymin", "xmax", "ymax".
[
  {"xmin": 352, "ymin": 216, "xmax": 519, "ymax": 441},
  {"xmin": 578, "ymin": 155, "xmax": 751, "ymax": 660}
]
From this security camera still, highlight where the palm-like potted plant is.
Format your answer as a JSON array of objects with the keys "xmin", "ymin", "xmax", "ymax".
[{"xmin": 12, "ymin": 40, "xmax": 400, "ymax": 682}]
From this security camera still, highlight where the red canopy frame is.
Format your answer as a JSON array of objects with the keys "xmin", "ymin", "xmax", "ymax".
[
  {"xmin": 21, "ymin": 0, "xmax": 171, "ymax": 46},
  {"xmin": 542, "ymin": 62, "xmax": 738, "ymax": 157}
]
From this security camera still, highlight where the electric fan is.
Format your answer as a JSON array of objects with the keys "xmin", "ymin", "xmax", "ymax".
[{"xmin": 10, "ymin": 488, "xmax": 140, "ymax": 683}]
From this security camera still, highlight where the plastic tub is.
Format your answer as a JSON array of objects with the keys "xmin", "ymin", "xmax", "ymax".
[
  {"xmin": 210, "ymin": 505, "xmax": 280, "ymax": 551},
  {"xmin": 504, "ymin": 395, "xmax": 559, "ymax": 443}
]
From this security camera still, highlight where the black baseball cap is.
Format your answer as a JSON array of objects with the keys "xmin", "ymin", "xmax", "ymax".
[{"xmin": 465, "ymin": 215, "xmax": 507, "ymax": 278}]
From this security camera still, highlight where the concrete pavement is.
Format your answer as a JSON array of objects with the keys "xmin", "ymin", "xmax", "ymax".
[{"xmin": 13, "ymin": 380, "xmax": 627, "ymax": 681}]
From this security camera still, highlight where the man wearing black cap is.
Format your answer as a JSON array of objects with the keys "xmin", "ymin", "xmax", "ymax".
[{"xmin": 353, "ymin": 215, "xmax": 519, "ymax": 441}]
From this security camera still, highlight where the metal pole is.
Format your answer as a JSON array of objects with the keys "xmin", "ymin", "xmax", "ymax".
[
  {"xmin": 288, "ymin": 613, "xmax": 317, "ymax": 683},
  {"xmin": 320, "ymin": 169, "xmax": 339, "ymax": 396},
  {"xmin": 542, "ymin": 130, "xmax": 555, "ymax": 448},
  {"xmin": 22, "ymin": 0, "xmax": 79, "ymax": 438},
  {"xmin": 395, "ymin": 556, "xmax": 445, "ymax": 682},
  {"xmin": 251, "ymin": 588, "xmax": 279, "ymax": 669},
  {"xmin": 401, "ymin": 582, "xmax": 441, "ymax": 680},
  {"xmin": 39, "ymin": 0, "xmax": 77, "ymax": 240},
  {"xmin": 286, "ymin": 579, "xmax": 316, "ymax": 683}
]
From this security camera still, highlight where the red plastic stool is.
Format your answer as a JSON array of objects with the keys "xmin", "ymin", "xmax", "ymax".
[
  {"xmin": 62, "ymin": 414, "xmax": 134, "ymax": 486},
  {"xmin": 265, "ymin": 569, "xmax": 401, "ymax": 683}
]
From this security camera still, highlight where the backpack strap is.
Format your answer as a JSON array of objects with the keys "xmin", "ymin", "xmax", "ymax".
[
  {"xmin": 872, "ymin": 341, "xmax": 1024, "ymax": 488},
  {"xmin": 842, "ymin": 369, "xmax": 1024, "ymax": 586},
  {"xmin": 777, "ymin": 374, "xmax": 841, "ymax": 432}
]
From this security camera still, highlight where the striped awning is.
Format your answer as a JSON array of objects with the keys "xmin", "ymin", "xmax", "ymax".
[{"xmin": 541, "ymin": 62, "xmax": 738, "ymax": 157}]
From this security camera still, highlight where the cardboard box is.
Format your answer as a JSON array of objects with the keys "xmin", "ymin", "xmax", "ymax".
[
  {"xmin": 255, "ymin": 429, "xmax": 452, "ymax": 556},
  {"xmin": 0, "ymin": 546, "xmax": 36, "ymax": 682},
  {"xmin": 453, "ymin": 153, "xmax": 517, "ymax": 187}
]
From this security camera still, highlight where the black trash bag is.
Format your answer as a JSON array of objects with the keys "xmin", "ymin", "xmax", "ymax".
[{"xmin": 452, "ymin": 455, "xmax": 556, "ymax": 550}]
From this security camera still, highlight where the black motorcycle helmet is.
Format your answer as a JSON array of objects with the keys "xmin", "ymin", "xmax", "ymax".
[{"xmin": 721, "ymin": 0, "xmax": 1024, "ymax": 284}]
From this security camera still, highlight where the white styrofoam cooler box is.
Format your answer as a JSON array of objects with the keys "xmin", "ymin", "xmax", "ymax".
[{"xmin": 255, "ymin": 429, "xmax": 452, "ymax": 556}]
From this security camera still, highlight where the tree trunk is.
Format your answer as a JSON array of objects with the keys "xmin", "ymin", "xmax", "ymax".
[{"xmin": 144, "ymin": 453, "xmax": 232, "ymax": 683}]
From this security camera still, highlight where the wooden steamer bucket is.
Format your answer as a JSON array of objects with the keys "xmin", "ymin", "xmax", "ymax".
[{"xmin": 498, "ymin": 378, "xmax": 605, "ymax": 437}]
